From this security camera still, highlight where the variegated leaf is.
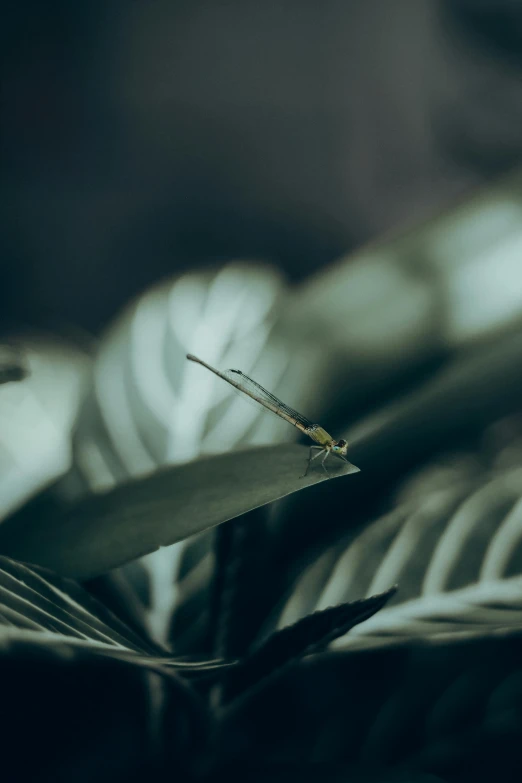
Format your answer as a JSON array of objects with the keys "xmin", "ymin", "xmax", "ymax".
[
  {"xmin": 0, "ymin": 334, "xmax": 91, "ymax": 522},
  {"xmin": 278, "ymin": 419, "xmax": 522, "ymax": 632},
  {"xmin": 335, "ymin": 577, "xmax": 522, "ymax": 651},
  {"xmin": 0, "ymin": 555, "xmax": 231, "ymax": 672},
  {"xmin": 58, "ymin": 263, "xmax": 341, "ymax": 647}
]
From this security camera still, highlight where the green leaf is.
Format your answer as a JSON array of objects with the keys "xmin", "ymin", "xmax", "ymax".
[
  {"xmin": 346, "ymin": 327, "xmax": 522, "ymax": 479},
  {"xmin": 225, "ymin": 586, "xmax": 396, "ymax": 699},
  {"xmin": 0, "ymin": 629, "xmax": 234, "ymax": 672},
  {"xmin": 278, "ymin": 443, "xmax": 522, "ymax": 630},
  {"xmin": 0, "ymin": 445, "xmax": 359, "ymax": 580},
  {"xmin": 335, "ymin": 576, "xmax": 522, "ymax": 652},
  {"xmin": 0, "ymin": 335, "xmax": 90, "ymax": 524},
  {"xmin": 0, "ymin": 554, "xmax": 156, "ymax": 651},
  {"xmin": 0, "ymin": 555, "xmax": 232, "ymax": 672}
]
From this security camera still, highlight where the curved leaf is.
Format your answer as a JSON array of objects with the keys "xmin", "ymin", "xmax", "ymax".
[
  {"xmin": 0, "ymin": 334, "xmax": 90, "ymax": 522},
  {"xmin": 0, "ymin": 555, "xmax": 155, "ymax": 651},
  {"xmin": 225, "ymin": 587, "xmax": 396, "ymax": 700},
  {"xmin": 335, "ymin": 577, "xmax": 522, "ymax": 651},
  {"xmin": 61, "ymin": 262, "xmax": 363, "ymax": 646},
  {"xmin": 0, "ymin": 629, "xmax": 234, "ymax": 672},
  {"xmin": 345, "ymin": 327, "xmax": 522, "ymax": 482},
  {"xmin": 0, "ymin": 445, "xmax": 359, "ymax": 580},
  {"xmin": 278, "ymin": 429, "xmax": 522, "ymax": 629},
  {"xmin": 0, "ymin": 555, "xmax": 232, "ymax": 672}
]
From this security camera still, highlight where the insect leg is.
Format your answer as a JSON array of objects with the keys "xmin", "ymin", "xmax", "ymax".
[
  {"xmin": 321, "ymin": 450, "xmax": 331, "ymax": 475},
  {"xmin": 303, "ymin": 446, "xmax": 324, "ymax": 477}
]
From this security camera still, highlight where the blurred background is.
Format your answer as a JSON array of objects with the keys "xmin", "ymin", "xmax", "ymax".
[
  {"xmin": 3, "ymin": 0, "xmax": 522, "ymax": 654},
  {"xmin": 3, "ymin": 0, "xmax": 522, "ymax": 333}
]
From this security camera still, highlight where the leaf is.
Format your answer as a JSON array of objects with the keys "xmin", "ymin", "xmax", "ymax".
[
  {"xmin": 0, "ymin": 334, "xmax": 90, "ymax": 522},
  {"xmin": 0, "ymin": 554, "xmax": 154, "ymax": 648},
  {"xmin": 335, "ymin": 577, "xmax": 522, "ymax": 651},
  {"xmin": 209, "ymin": 506, "xmax": 275, "ymax": 661},
  {"xmin": 287, "ymin": 168, "xmax": 522, "ymax": 380},
  {"xmin": 0, "ymin": 628, "xmax": 234, "ymax": 672},
  {"xmin": 278, "ymin": 432, "xmax": 522, "ymax": 628},
  {"xmin": 0, "ymin": 445, "xmax": 359, "ymax": 580},
  {"xmin": 60, "ymin": 263, "xmax": 360, "ymax": 646},
  {"xmin": 225, "ymin": 586, "xmax": 396, "ymax": 699},
  {"xmin": 345, "ymin": 326, "xmax": 522, "ymax": 481},
  {"xmin": 0, "ymin": 555, "xmax": 232, "ymax": 672}
]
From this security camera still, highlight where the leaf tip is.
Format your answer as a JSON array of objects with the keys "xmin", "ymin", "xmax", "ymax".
[{"xmin": 371, "ymin": 584, "xmax": 398, "ymax": 608}]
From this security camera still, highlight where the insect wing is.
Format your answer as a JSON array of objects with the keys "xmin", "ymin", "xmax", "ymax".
[{"xmin": 224, "ymin": 369, "xmax": 315, "ymax": 431}]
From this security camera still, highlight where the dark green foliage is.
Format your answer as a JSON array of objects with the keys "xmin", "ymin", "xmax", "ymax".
[
  {"xmin": 0, "ymin": 555, "xmax": 233, "ymax": 673},
  {"xmin": 0, "ymin": 445, "xmax": 359, "ymax": 579},
  {"xmin": 3, "ymin": 322, "xmax": 522, "ymax": 782},
  {"xmin": 223, "ymin": 586, "xmax": 397, "ymax": 700}
]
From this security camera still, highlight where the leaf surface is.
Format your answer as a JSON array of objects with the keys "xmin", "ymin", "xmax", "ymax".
[
  {"xmin": 0, "ymin": 555, "xmax": 231, "ymax": 671},
  {"xmin": 0, "ymin": 445, "xmax": 359, "ymax": 580},
  {"xmin": 226, "ymin": 587, "xmax": 396, "ymax": 698},
  {"xmin": 335, "ymin": 577, "xmax": 522, "ymax": 651}
]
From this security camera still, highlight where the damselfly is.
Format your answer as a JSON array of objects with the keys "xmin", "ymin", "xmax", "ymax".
[{"xmin": 186, "ymin": 354, "xmax": 349, "ymax": 476}]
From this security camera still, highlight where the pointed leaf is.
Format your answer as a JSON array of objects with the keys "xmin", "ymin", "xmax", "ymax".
[
  {"xmin": 226, "ymin": 586, "xmax": 396, "ymax": 698},
  {"xmin": 0, "ymin": 445, "xmax": 359, "ymax": 580},
  {"xmin": 335, "ymin": 576, "xmax": 522, "ymax": 651}
]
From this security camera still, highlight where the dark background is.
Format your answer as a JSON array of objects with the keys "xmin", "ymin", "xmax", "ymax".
[{"xmin": 2, "ymin": 0, "xmax": 522, "ymax": 332}]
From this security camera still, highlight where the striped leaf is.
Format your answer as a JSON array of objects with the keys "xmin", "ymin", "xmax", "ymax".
[
  {"xmin": 59, "ymin": 263, "xmax": 338, "ymax": 646},
  {"xmin": 0, "ymin": 335, "xmax": 90, "ymax": 523},
  {"xmin": 0, "ymin": 555, "xmax": 231, "ymax": 672},
  {"xmin": 278, "ymin": 420, "xmax": 522, "ymax": 631},
  {"xmin": 335, "ymin": 577, "xmax": 522, "ymax": 651}
]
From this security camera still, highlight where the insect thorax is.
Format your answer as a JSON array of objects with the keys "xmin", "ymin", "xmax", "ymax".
[{"xmin": 306, "ymin": 425, "xmax": 334, "ymax": 447}]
